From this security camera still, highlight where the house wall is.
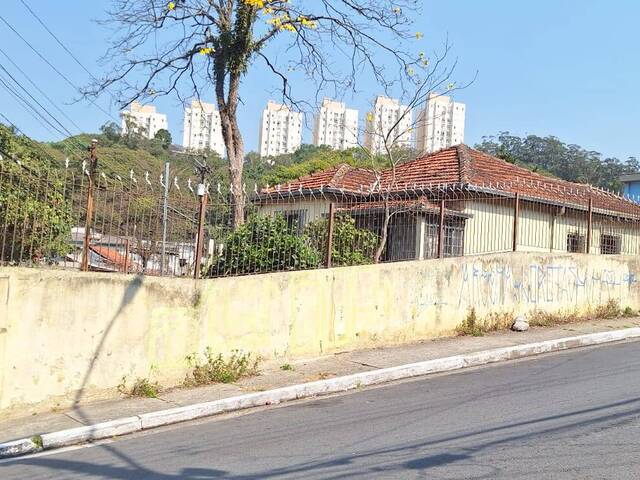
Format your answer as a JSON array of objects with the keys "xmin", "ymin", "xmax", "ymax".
[
  {"xmin": 258, "ymin": 199, "xmax": 332, "ymax": 227},
  {"xmin": 463, "ymin": 199, "xmax": 640, "ymax": 256},
  {"xmin": 3, "ymin": 251, "xmax": 640, "ymax": 416},
  {"xmin": 463, "ymin": 200, "xmax": 514, "ymax": 255}
]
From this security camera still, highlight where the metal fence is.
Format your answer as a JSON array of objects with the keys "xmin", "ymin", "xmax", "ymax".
[{"xmin": 2, "ymin": 153, "xmax": 640, "ymax": 278}]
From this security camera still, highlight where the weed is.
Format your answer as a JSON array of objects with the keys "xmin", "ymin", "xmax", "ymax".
[
  {"xmin": 117, "ymin": 373, "xmax": 161, "ymax": 398},
  {"xmin": 185, "ymin": 348, "xmax": 260, "ymax": 386},
  {"xmin": 317, "ymin": 372, "xmax": 333, "ymax": 380},
  {"xmin": 594, "ymin": 299, "xmax": 621, "ymax": 319},
  {"xmin": 527, "ymin": 309, "xmax": 580, "ymax": 327},
  {"xmin": 623, "ymin": 306, "xmax": 636, "ymax": 317},
  {"xmin": 31, "ymin": 435, "xmax": 43, "ymax": 449},
  {"xmin": 130, "ymin": 378, "xmax": 161, "ymax": 398},
  {"xmin": 456, "ymin": 309, "xmax": 484, "ymax": 337},
  {"xmin": 280, "ymin": 363, "xmax": 294, "ymax": 371}
]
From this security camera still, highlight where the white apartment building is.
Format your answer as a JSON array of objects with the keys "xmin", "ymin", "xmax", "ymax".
[
  {"xmin": 259, "ymin": 101, "xmax": 303, "ymax": 157},
  {"xmin": 182, "ymin": 100, "xmax": 225, "ymax": 157},
  {"xmin": 364, "ymin": 96, "xmax": 413, "ymax": 155},
  {"xmin": 312, "ymin": 98, "xmax": 359, "ymax": 150},
  {"xmin": 120, "ymin": 101, "xmax": 168, "ymax": 140},
  {"xmin": 416, "ymin": 93, "xmax": 465, "ymax": 154}
]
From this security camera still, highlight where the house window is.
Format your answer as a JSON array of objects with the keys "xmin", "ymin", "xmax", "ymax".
[
  {"xmin": 422, "ymin": 218, "xmax": 465, "ymax": 258},
  {"xmin": 283, "ymin": 209, "xmax": 307, "ymax": 235},
  {"xmin": 600, "ymin": 234, "xmax": 621, "ymax": 255},
  {"xmin": 444, "ymin": 224, "xmax": 465, "ymax": 257},
  {"xmin": 566, "ymin": 233, "xmax": 585, "ymax": 253}
]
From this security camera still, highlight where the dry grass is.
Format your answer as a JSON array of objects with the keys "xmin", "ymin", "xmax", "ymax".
[
  {"xmin": 458, "ymin": 300, "xmax": 634, "ymax": 335},
  {"xmin": 456, "ymin": 309, "xmax": 513, "ymax": 337}
]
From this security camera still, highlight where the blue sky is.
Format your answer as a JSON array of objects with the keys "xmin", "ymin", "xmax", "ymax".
[{"xmin": 1, "ymin": 0, "xmax": 639, "ymax": 160}]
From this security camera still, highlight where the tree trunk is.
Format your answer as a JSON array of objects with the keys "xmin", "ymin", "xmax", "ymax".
[
  {"xmin": 227, "ymin": 121, "xmax": 245, "ymax": 229},
  {"xmin": 215, "ymin": 61, "xmax": 245, "ymax": 228},
  {"xmin": 374, "ymin": 199, "xmax": 391, "ymax": 263}
]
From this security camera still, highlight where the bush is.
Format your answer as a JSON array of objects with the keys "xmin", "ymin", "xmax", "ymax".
[
  {"xmin": 206, "ymin": 214, "xmax": 320, "ymax": 276},
  {"xmin": 304, "ymin": 214, "xmax": 378, "ymax": 266},
  {"xmin": 117, "ymin": 376, "xmax": 161, "ymax": 398},
  {"xmin": 185, "ymin": 349, "xmax": 260, "ymax": 385}
]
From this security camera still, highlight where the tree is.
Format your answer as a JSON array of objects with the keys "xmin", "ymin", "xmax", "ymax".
[
  {"xmin": 475, "ymin": 132, "xmax": 638, "ymax": 192},
  {"xmin": 354, "ymin": 44, "xmax": 470, "ymax": 262},
  {"xmin": 0, "ymin": 124, "xmax": 72, "ymax": 263},
  {"xmin": 154, "ymin": 129, "xmax": 173, "ymax": 150},
  {"xmin": 89, "ymin": 0, "xmax": 426, "ymax": 228}
]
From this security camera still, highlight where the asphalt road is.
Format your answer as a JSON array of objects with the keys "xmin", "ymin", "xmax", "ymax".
[{"xmin": 3, "ymin": 341, "xmax": 640, "ymax": 479}]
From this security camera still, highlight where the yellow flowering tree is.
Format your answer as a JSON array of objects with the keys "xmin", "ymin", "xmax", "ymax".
[{"xmin": 90, "ymin": 0, "xmax": 424, "ymax": 227}]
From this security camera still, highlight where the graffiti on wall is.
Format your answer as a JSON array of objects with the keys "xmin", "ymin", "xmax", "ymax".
[{"xmin": 457, "ymin": 262, "xmax": 638, "ymax": 308}]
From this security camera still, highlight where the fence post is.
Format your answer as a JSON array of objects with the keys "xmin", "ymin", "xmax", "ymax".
[
  {"xmin": 326, "ymin": 202, "xmax": 335, "ymax": 268},
  {"xmin": 160, "ymin": 161, "xmax": 170, "ymax": 275},
  {"xmin": 586, "ymin": 197, "xmax": 593, "ymax": 254},
  {"xmin": 437, "ymin": 199, "xmax": 445, "ymax": 259},
  {"xmin": 512, "ymin": 192, "xmax": 520, "ymax": 252},
  {"xmin": 194, "ymin": 184, "xmax": 207, "ymax": 280},
  {"xmin": 81, "ymin": 140, "xmax": 98, "ymax": 272},
  {"xmin": 124, "ymin": 238, "xmax": 130, "ymax": 274}
]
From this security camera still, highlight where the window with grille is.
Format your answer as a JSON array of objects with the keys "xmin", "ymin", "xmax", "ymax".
[
  {"xmin": 566, "ymin": 233, "xmax": 585, "ymax": 253},
  {"xmin": 600, "ymin": 234, "xmax": 621, "ymax": 255}
]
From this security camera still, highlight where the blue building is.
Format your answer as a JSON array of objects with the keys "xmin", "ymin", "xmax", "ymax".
[{"xmin": 620, "ymin": 174, "xmax": 640, "ymax": 199}]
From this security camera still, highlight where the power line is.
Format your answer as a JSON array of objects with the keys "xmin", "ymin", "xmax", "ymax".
[
  {"xmin": 0, "ymin": 12, "xmax": 120, "ymax": 124},
  {"xmin": 0, "ymin": 62, "xmax": 77, "ymax": 140},
  {"xmin": 0, "ymin": 46, "xmax": 85, "ymax": 133},
  {"xmin": 0, "ymin": 64, "xmax": 90, "ymax": 158},
  {"xmin": 0, "ymin": 73, "xmax": 70, "ymax": 140}
]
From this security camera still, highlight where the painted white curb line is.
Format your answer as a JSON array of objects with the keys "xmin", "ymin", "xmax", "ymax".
[{"xmin": 2, "ymin": 327, "xmax": 639, "ymax": 459}]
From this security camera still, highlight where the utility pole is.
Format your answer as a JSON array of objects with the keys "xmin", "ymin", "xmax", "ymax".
[
  {"xmin": 193, "ymin": 156, "xmax": 211, "ymax": 279},
  {"xmin": 160, "ymin": 161, "xmax": 170, "ymax": 275},
  {"xmin": 81, "ymin": 140, "xmax": 98, "ymax": 272}
]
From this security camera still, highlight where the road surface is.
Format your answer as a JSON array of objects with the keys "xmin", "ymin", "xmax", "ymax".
[{"xmin": 3, "ymin": 340, "xmax": 640, "ymax": 479}]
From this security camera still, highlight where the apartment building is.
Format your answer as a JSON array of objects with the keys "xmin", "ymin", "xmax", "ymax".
[
  {"xmin": 182, "ymin": 100, "xmax": 225, "ymax": 157},
  {"xmin": 259, "ymin": 101, "xmax": 303, "ymax": 157},
  {"xmin": 416, "ymin": 93, "xmax": 465, "ymax": 154},
  {"xmin": 312, "ymin": 98, "xmax": 359, "ymax": 150},
  {"xmin": 364, "ymin": 96, "xmax": 413, "ymax": 155},
  {"xmin": 120, "ymin": 101, "xmax": 168, "ymax": 140}
]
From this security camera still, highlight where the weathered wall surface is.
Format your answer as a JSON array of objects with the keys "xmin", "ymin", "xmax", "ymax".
[{"xmin": 2, "ymin": 252, "xmax": 640, "ymax": 417}]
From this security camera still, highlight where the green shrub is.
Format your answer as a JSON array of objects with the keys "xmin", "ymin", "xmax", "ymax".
[
  {"xmin": 304, "ymin": 214, "xmax": 378, "ymax": 266},
  {"xmin": 117, "ymin": 376, "xmax": 161, "ymax": 398},
  {"xmin": 185, "ymin": 349, "xmax": 260, "ymax": 385},
  {"xmin": 206, "ymin": 214, "xmax": 320, "ymax": 276}
]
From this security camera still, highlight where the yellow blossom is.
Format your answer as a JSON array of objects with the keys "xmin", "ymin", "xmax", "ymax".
[
  {"xmin": 415, "ymin": 32, "xmax": 424, "ymax": 40},
  {"xmin": 168, "ymin": 2, "xmax": 175, "ymax": 10},
  {"xmin": 199, "ymin": 47, "xmax": 215, "ymax": 55}
]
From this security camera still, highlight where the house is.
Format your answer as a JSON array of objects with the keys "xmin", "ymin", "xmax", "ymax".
[{"xmin": 255, "ymin": 145, "xmax": 640, "ymax": 261}]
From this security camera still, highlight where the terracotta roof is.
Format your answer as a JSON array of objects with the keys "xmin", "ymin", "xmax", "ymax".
[
  {"xmin": 261, "ymin": 164, "xmax": 377, "ymax": 193},
  {"xmin": 90, "ymin": 245, "xmax": 132, "ymax": 272},
  {"xmin": 260, "ymin": 145, "xmax": 640, "ymax": 216},
  {"xmin": 383, "ymin": 145, "xmax": 640, "ymax": 215}
]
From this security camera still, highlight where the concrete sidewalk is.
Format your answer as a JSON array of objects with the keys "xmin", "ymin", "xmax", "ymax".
[{"xmin": 2, "ymin": 316, "xmax": 639, "ymax": 444}]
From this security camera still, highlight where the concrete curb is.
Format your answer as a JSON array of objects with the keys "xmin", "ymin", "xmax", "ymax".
[{"xmin": 2, "ymin": 327, "xmax": 639, "ymax": 459}]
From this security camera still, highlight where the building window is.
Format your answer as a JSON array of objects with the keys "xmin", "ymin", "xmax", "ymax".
[
  {"xmin": 600, "ymin": 234, "xmax": 621, "ymax": 255},
  {"xmin": 282, "ymin": 209, "xmax": 307, "ymax": 235},
  {"xmin": 566, "ymin": 233, "xmax": 585, "ymax": 253}
]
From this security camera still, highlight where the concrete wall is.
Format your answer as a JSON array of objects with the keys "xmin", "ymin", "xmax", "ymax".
[{"xmin": 2, "ymin": 252, "xmax": 640, "ymax": 416}]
